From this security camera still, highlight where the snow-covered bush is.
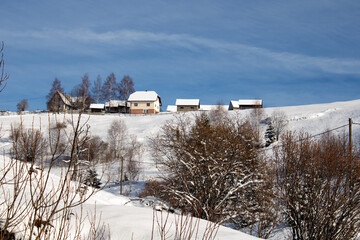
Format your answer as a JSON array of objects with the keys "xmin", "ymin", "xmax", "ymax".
[{"xmin": 153, "ymin": 112, "xmax": 276, "ymax": 235}]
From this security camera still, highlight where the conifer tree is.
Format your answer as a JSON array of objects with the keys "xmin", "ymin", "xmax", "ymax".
[
  {"xmin": 265, "ymin": 122, "xmax": 276, "ymax": 147},
  {"xmin": 46, "ymin": 78, "xmax": 64, "ymax": 102},
  {"xmin": 83, "ymin": 168, "xmax": 102, "ymax": 189}
]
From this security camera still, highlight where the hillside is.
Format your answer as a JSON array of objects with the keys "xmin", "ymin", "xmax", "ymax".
[{"xmin": 1, "ymin": 99, "xmax": 360, "ymax": 239}]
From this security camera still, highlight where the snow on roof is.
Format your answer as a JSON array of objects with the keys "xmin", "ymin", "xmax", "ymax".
[
  {"xmin": 175, "ymin": 99, "xmax": 200, "ymax": 106},
  {"xmin": 200, "ymin": 105, "xmax": 228, "ymax": 111},
  {"xmin": 166, "ymin": 105, "xmax": 177, "ymax": 112},
  {"xmin": 57, "ymin": 91, "xmax": 72, "ymax": 106},
  {"xmin": 230, "ymin": 100, "xmax": 239, "ymax": 108},
  {"xmin": 238, "ymin": 99, "xmax": 263, "ymax": 105},
  {"xmin": 128, "ymin": 91, "xmax": 160, "ymax": 103},
  {"xmin": 105, "ymin": 100, "xmax": 128, "ymax": 107},
  {"xmin": 89, "ymin": 104, "xmax": 105, "ymax": 109}
]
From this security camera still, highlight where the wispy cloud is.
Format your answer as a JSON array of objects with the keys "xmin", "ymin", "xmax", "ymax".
[{"xmin": 2, "ymin": 28, "xmax": 360, "ymax": 75}]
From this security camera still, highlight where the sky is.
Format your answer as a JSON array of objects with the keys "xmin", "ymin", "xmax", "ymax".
[{"xmin": 0, "ymin": 0, "xmax": 360, "ymax": 111}]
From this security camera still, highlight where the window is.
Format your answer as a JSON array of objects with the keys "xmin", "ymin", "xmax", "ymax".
[
  {"xmin": 143, "ymin": 109, "xmax": 149, "ymax": 113},
  {"xmin": 147, "ymin": 103, "xmax": 150, "ymax": 107},
  {"xmin": 134, "ymin": 103, "xmax": 138, "ymax": 107},
  {"xmin": 180, "ymin": 107, "xmax": 184, "ymax": 109}
]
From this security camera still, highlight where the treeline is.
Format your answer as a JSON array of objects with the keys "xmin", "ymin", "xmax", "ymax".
[{"xmin": 46, "ymin": 73, "xmax": 135, "ymax": 107}]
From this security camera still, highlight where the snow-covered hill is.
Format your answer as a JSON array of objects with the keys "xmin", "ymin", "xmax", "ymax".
[{"xmin": 1, "ymin": 99, "xmax": 360, "ymax": 239}]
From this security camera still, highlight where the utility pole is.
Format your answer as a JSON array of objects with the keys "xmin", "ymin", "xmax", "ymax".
[{"xmin": 349, "ymin": 118, "xmax": 353, "ymax": 158}]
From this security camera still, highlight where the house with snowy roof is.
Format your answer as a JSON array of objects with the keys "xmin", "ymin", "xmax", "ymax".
[
  {"xmin": 176, "ymin": 99, "xmax": 200, "ymax": 112},
  {"xmin": 47, "ymin": 91, "xmax": 78, "ymax": 112},
  {"xmin": 104, "ymin": 100, "xmax": 130, "ymax": 113},
  {"xmin": 128, "ymin": 91, "xmax": 162, "ymax": 114},
  {"xmin": 89, "ymin": 103, "xmax": 105, "ymax": 114},
  {"xmin": 228, "ymin": 99, "xmax": 263, "ymax": 110}
]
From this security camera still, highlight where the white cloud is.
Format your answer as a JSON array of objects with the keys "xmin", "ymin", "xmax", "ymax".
[{"xmin": 2, "ymin": 28, "xmax": 360, "ymax": 75}]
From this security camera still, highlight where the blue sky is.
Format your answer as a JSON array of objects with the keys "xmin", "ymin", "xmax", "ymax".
[{"xmin": 1, "ymin": 0, "xmax": 360, "ymax": 111}]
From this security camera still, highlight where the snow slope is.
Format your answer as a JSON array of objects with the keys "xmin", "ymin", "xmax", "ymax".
[{"xmin": 1, "ymin": 99, "xmax": 360, "ymax": 239}]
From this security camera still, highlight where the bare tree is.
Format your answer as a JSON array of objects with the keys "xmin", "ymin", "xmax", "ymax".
[
  {"xmin": 270, "ymin": 110, "xmax": 287, "ymax": 141},
  {"xmin": 274, "ymin": 132, "xmax": 360, "ymax": 240},
  {"xmin": 209, "ymin": 101, "xmax": 228, "ymax": 125},
  {"xmin": 125, "ymin": 135, "xmax": 142, "ymax": 192},
  {"xmin": 249, "ymin": 106, "xmax": 264, "ymax": 142},
  {"xmin": 92, "ymin": 75, "xmax": 102, "ymax": 104},
  {"xmin": 16, "ymin": 99, "xmax": 29, "ymax": 112},
  {"xmin": 101, "ymin": 73, "xmax": 117, "ymax": 103},
  {"xmin": 107, "ymin": 119, "xmax": 128, "ymax": 194},
  {"xmin": 0, "ymin": 41, "xmax": 9, "ymax": 92},
  {"xmin": 72, "ymin": 73, "xmax": 93, "ymax": 109},
  {"xmin": 118, "ymin": 75, "xmax": 135, "ymax": 101}
]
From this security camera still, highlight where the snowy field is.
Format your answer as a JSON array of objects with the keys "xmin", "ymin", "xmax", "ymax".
[{"xmin": 1, "ymin": 99, "xmax": 360, "ymax": 239}]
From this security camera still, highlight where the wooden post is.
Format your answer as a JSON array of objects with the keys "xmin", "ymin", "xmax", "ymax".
[{"xmin": 349, "ymin": 118, "xmax": 353, "ymax": 158}]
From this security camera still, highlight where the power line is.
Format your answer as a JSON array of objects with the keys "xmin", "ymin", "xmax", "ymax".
[{"xmin": 260, "ymin": 122, "xmax": 350, "ymax": 153}]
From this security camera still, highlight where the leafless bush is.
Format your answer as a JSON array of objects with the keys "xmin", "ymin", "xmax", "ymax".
[
  {"xmin": 84, "ymin": 206, "xmax": 111, "ymax": 240},
  {"xmin": 10, "ymin": 123, "xmax": 47, "ymax": 163},
  {"xmin": 249, "ymin": 106, "xmax": 264, "ymax": 142},
  {"xmin": 209, "ymin": 101, "xmax": 228, "ymax": 125},
  {"xmin": 270, "ymin": 110, "xmax": 287, "ymax": 141},
  {"xmin": 79, "ymin": 135, "xmax": 108, "ymax": 165},
  {"xmin": 153, "ymin": 113, "xmax": 271, "ymax": 230},
  {"xmin": 0, "ymin": 111, "xmax": 103, "ymax": 239},
  {"xmin": 274, "ymin": 132, "xmax": 360, "ymax": 240},
  {"xmin": 151, "ymin": 209, "xmax": 219, "ymax": 240},
  {"xmin": 138, "ymin": 179, "xmax": 167, "ymax": 199}
]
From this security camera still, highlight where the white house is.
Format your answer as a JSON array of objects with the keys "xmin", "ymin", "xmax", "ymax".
[{"xmin": 128, "ymin": 91, "xmax": 162, "ymax": 114}]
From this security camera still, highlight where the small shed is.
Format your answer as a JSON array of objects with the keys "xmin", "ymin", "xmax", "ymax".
[
  {"xmin": 176, "ymin": 99, "xmax": 200, "ymax": 112},
  {"xmin": 89, "ymin": 104, "xmax": 105, "ymax": 114},
  {"xmin": 229, "ymin": 99, "xmax": 263, "ymax": 110}
]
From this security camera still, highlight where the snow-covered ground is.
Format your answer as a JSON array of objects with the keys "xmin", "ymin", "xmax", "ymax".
[{"xmin": 1, "ymin": 99, "xmax": 360, "ymax": 239}]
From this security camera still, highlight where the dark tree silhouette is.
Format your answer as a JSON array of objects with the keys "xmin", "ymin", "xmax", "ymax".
[
  {"xmin": 46, "ymin": 78, "xmax": 64, "ymax": 102},
  {"xmin": 16, "ymin": 99, "xmax": 29, "ymax": 112},
  {"xmin": 100, "ymin": 73, "xmax": 118, "ymax": 103},
  {"xmin": 119, "ymin": 75, "xmax": 135, "ymax": 101},
  {"xmin": 71, "ymin": 73, "xmax": 93, "ymax": 109},
  {"xmin": 91, "ymin": 75, "xmax": 102, "ymax": 104}
]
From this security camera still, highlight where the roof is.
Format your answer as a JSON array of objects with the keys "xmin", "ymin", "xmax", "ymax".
[
  {"xmin": 128, "ymin": 91, "xmax": 162, "ymax": 105},
  {"xmin": 199, "ymin": 105, "xmax": 228, "ymax": 111},
  {"xmin": 89, "ymin": 104, "xmax": 105, "ymax": 109},
  {"xmin": 166, "ymin": 105, "xmax": 177, "ymax": 112},
  {"xmin": 175, "ymin": 99, "xmax": 200, "ymax": 106},
  {"xmin": 57, "ymin": 91, "xmax": 72, "ymax": 106},
  {"xmin": 238, "ymin": 99, "xmax": 263, "ymax": 106},
  {"xmin": 230, "ymin": 100, "xmax": 239, "ymax": 109},
  {"xmin": 105, "ymin": 100, "xmax": 129, "ymax": 107}
]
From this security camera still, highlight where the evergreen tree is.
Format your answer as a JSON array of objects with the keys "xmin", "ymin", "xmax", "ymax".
[
  {"xmin": 46, "ymin": 77, "xmax": 64, "ymax": 102},
  {"xmin": 83, "ymin": 168, "xmax": 101, "ymax": 189},
  {"xmin": 265, "ymin": 122, "xmax": 276, "ymax": 147}
]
